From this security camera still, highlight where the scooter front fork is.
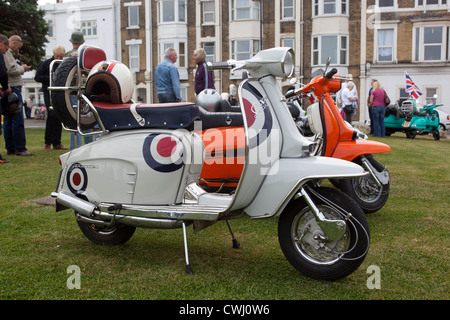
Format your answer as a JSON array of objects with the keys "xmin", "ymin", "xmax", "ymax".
[
  {"xmin": 360, "ymin": 155, "xmax": 390, "ymax": 187},
  {"xmin": 298, "ymin": 187, "xmax": 346, "ymax": 241}
]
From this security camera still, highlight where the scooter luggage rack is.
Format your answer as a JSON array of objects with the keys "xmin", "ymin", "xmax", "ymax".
[{"xmin": 48, "ymin": 60, "xmax": 108, "ymax": 137}]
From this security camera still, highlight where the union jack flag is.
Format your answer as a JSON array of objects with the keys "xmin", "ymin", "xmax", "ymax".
[{"xmin": 405, "ymin": 72, "xmax": 422, "ymax": 99}]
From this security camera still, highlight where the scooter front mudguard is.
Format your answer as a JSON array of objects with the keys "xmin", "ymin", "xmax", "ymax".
[
  {"xmin": 332, "ymin": 140, "xmax": 391, "ymax": 162},
  {"xmin": 243, "ymin": 156, "xmax": 367, "ymax": 219}
]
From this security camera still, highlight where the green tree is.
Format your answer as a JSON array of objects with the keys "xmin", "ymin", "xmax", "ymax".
[{"xmin": 0, "ymin": 0, "xmax": 49, "ymax": 69}]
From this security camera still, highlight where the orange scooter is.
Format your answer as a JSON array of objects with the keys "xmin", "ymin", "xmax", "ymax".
[{"xmin": 198, "ymin": 68, "xmax": 392, "ymax": 213}]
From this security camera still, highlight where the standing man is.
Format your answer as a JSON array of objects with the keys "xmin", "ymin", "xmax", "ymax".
[
  {"xmin": 65, "ymin": 31, "xmax": 84, "ymax": 57},
  {"xmin": 342, "ymin": 81, "xmax": 358, "ymax": 125},
  {"xmin": 35, "ymin": 45, "xmax": 67, "ymax": 151},
  {"xmin": 3, "ymin": 35, "xmax": 33, "ymax": 156},
  {"xmin": 0, "ymin": 35, "xmax": 11, "ymax": 164},
  {"xmin": 155, "ymin": 48, "xmax": 182, "ymax": 103},
  {"xmin": 193, "ymin": 48, "xmax": 215, "ymax": 95}
]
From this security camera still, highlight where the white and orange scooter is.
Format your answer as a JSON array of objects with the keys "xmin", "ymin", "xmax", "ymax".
[{"xmin": 49, "ymin": 45, "xmax": 370, "ymax": 280}]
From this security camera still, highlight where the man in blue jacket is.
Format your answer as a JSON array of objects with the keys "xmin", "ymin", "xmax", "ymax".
[{"xmin": 155, "ymin": 48, "xmax": 182, "ymax": 103}]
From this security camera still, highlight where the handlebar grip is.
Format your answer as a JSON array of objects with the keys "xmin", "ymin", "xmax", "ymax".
[
  {"xmin": 285, "ymin": 90, "xmax": 296, "ymax": 99},
  {"xmin": 325, "ymin": 68, "xmax": 338, "ymax": 79},
  {"xmin": 207, "ymin": 61, "xmax": 235, "ymax": 70}
]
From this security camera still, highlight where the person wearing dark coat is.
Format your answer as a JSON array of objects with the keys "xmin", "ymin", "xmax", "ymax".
[
  {"xmin": 34, "ymin": 45, "xmax": 68, "ymax": 151},
  {"xmin": 193, "ymin": 48, "xmax": 215, "ymax": 95}
]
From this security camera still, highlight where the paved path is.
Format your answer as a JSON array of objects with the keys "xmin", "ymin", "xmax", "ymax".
[{"xmin": 24, "ymin": 119, "xmax": 46, "ymax": 129}]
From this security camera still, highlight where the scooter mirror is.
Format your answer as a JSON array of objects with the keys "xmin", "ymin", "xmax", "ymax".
[{"xmin": 290, "ymin": 78, "xmax": 298, "ymax": 85}]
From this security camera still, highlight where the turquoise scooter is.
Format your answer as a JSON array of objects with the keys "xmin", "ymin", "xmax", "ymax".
[{"xmin": 385, "ymin": 99, "xmax": 441, "ymax": 140}]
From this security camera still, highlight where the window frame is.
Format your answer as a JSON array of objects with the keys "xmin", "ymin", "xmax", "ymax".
[
  {"xmin": 374, "ymin": 25, "xmax": 397, "ymax": 63},
  {"xmin": 157, "ymin": 0, "xmax": 187, "ymax": 24},
  {"xmin": 413, "ymin": 23, "xmax": 449, "ymax": 62},
  {"xmin": 282, "ymin": 0, "xmax": 295, "ymax": 20},
  {"xmin": 230, "ymin": 0, "xmax": 260, "ymax": 21},
  {"xmin": 128, "ymin": 6, "xmax": 139, "ymax": 28},
  {"xmin": 312, "ymin": 0, "xmax": 348, "ymax": 17},
  {"xmin": 129, "ymin": 44, "xmax": 140, "ymax": 71},
  {"xmin": 75, "ymin": 20, "xmax": 97, "ymax": 38},
  {"xmin": 312, "ymin": 34, "xmax": 348, "ymax": 66},
  {"xmin": 202, "ymin": 1, "xmax": 215, "ymax": 24},
  {"xmin": 158, "ymin": 41, "xmax": 187, "ymax": 68},
  {"xmin": 416, "ymin": 0, "xmax": 448, "ymax": 8}
]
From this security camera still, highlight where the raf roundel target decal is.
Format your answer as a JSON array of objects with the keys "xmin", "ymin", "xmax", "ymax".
[
  {"xmin": 241, "ymin": 82, "xmax": 273, "ymax": 148},
  {"xmin": 143, "ymin": 133, "xmax": 185, "ymax": 172},
  {"xmin": 67, "ymin": 163, "xmax": 88, "ymax": 194}
]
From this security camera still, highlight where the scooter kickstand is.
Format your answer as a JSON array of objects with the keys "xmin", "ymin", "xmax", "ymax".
[
  {"xmin": 226, "ymin": 220, "xmax": 240, "ymax": 249},
  {"xmin": 182, "ymin": 222, "xmax": 194, "ymax": 275}
]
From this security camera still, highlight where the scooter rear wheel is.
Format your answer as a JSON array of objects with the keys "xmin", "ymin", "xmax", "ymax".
[
  {"xmin": 278, "ymin": 187, "xmax": 370, "ymax": 281},
  {"xmin": 76, "ymin": 213, "xmax": 136, "ymax": 246}
]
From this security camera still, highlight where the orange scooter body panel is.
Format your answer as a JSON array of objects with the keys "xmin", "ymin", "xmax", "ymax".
[
  {"xmin": 333, "ymin": 140, "xmax": 392, "ymax": 162},
  {"xmin": 198, "ymin": 127, "xmax": 245, "ymax": 189}
]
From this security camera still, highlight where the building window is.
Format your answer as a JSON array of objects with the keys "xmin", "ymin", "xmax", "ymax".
[
  {"xmin": 376, "ymin": 28, "xmax": 395, "ymax": 62},
  {"xmin": 159, "ymin": 41, "xmax": 187, "ymax": 68},
  {"xmin": 158, "ymin": 0, "xmax": 186, "ymax": 23},
  {"xmin": 231, "ymin": 39, "xmax": 260, "ymax": 60},
  {"xmin": 203, "ymin": 42, "xmax": 215, "ymax": 62},
  {"xmin": 76, "ymin": 20, "xmax": 97, "ymax": 37},
  {"xmin": 282, "ymin": 38, "xmax": 294, "ymax": 50},
  {"xmin": 282, "ymin": 0, "xmax": 294, "ymax": 20},
  {"xmin": 178, "ymin": 42, "xmax": 186, "ymax": 68},
  {"xmin": 377, "ymin": 0, "xmax": 395, "ymax": 7},
  {"xmin": 312, "ymin": 0, "xmax": 348, "ymax": 16},
  {"xmin": 129, "ymin": 45, "xmax": 140, "ymax": 71},
  {"xmin": 414, "ymin": 25, "xmax": 448, "ymax": 62},
  {"xmin": 417, "ymin": 0, "xmax": 447, "ymax": 7},
  {"xmin": 230, "ymin": 0, "xmax": 260, "ymax": 21},
  {"xmin": 424, "ymin": 87, "xmax": 439, "ymax": 104},
  {"xmin": 202, "ymin": 1, "xmax": 215, "ymax": 24},
  {"xmin": 128, "ymin": 6, "xmax": 139, "ymax": 28},
  {"xmin": 47, "ymin": 19, "xmax": 54, "ymax": 38},
  {"xmin": 312, "ymin": 35, "xmax": 348, "ymax": 66}
]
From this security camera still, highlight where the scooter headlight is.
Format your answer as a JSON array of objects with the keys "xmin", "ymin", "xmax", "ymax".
[
  {"xmin": 281, "ymin": 49, "xmax": 295, "ymax": 78},
  {"xmin": 246, "ymin": 47, "xmax": 295, "ymax": 78}
]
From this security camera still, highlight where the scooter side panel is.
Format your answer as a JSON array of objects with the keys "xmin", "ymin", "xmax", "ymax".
[
  {"xmin": 243, "ymin": 157, "xmax": 367, "ymax": 218},
  {"xmin": 59, "ymin": 129, "xmax": 200, "ymax": 206}
]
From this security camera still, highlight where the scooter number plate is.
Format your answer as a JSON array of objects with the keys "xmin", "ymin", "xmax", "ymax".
[{"xmin": 402, "ymin": 121, "xmax": 410, "ymax": 127}]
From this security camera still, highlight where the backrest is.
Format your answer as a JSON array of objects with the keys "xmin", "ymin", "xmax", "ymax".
[{"xmin": 78, "ymin": 45, "xmax": 107, "ymax": 71}]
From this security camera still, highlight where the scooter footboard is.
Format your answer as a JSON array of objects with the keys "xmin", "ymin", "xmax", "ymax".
[{"xmin": 243, "ymin": 157, "xmax": 367, "ymax": 218}]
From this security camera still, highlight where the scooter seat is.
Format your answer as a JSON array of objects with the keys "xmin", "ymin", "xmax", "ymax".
[
  {"xmin": 92, "ymin": 101, "xmax": 200, "ymax": 131},
  {"xmin": 198, "ymin": 107, "xmax": 243, "ymax": 129}
]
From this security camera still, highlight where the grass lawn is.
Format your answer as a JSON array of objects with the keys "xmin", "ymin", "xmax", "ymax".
[{"xmin": 0, "ymin": 128, "xmax": 449, "ymax": 301}]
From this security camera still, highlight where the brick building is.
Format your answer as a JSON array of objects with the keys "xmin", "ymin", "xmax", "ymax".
[
  {"xmin": 121, "ymin": 0, "xmax": 449, "ymax": 121},
  {"xmin": 36, "ymin": 1, "xmax": 449, "ymax": 121}
]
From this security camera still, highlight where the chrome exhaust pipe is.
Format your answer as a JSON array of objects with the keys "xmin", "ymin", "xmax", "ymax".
[
  {"xmin": 53, "ymin": 191, "xmax": 97, "ymax": 216},
  {"xmin": 54, "ymin": 191, "xmax": 186, "ymax": 229}
]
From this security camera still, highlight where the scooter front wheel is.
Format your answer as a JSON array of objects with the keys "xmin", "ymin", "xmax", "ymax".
[
  {"xmin": 278, "ymin": 187, "xmax": 370, "ymax": 281},
  {"xmin": 76, "ymin": 213, "xmax": 136, "ymax": 246}
]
